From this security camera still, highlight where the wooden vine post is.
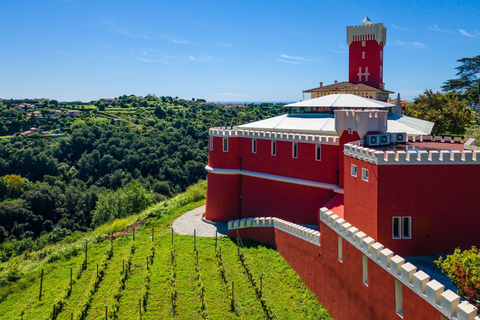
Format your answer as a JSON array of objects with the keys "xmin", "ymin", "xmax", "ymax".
[
  {"xmin": 215, "ymin": 230, "xmax": 218, "ymax": 251},
  {"xmin": 133, "ymin": 228, "xmax": 135, "ymax": 241},
  {"xmin": 260, "ymin": 275, "xmax": 263, "ymax": 296},
  {"xmin": 138, "ymin": 298, "xmax": 141, "ymax": 316},
  {"xmin": 152, "ymin": 227, "xmax": 154, "ymax": 242},
  {"xmin": 194, "ymin": 229, "xmax": 197, "ymax": 251},
  {"xmin": 39, "ymin": 268, "xmax": 44, "ymax": 301},
  {"xmin": 97, "ymin": 263, "xmax": 99, "ymax": 278},
  {"xmin": 123, "ymin": 259, "xmax": 125, "ymax": 274},
  {"xmin": 105, "ymin": 305, "xmax": 108, "ymax": 319},
  {"xmin": 171, "ymin": 228, "xmax": 174, "ymax": 246},
  {"xmin": 231, "ymin": 281, "xmax": 235, "ymax": 310}
]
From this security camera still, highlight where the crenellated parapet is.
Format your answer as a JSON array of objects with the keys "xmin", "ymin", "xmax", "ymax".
[
  {"xmin": 228, "ymin": 217, "xmax": 320, "ymax": 246},
  {"xmin": 319, "ymin": 207, "xmax": 479, "ymax": 320},
  {"xmin": 347, "ymin": 22, "xmax": 386, "ymax": 45},
  {"xmin": 344, "ymin": 142, "xmax": 480, "ymax": 165},
  {"xmin": 209, "ymin": 127, "xmax": 339, "ymax": 145}
]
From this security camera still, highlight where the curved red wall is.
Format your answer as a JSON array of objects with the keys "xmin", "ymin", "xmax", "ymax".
[{"xmin": 205, "ymin": 173, "xmax": 240, "ymax": 222}]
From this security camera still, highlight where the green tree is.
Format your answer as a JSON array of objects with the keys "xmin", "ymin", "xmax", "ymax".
[
  {"xmin": 442, "ymin": 55, "xmax": 480, "ymax": 106},
  {"xmin": 4, "ymin": 174, "xmax": 25, "ymax": 198},
  {"xmin": 406, "ymin": 90, "xmax": 474, "ymax": 135}
]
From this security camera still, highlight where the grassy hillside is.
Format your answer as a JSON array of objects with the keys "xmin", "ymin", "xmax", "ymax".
[{"xmin": 0, "ymin": 183, "xmax": 331, "ymax": 320}]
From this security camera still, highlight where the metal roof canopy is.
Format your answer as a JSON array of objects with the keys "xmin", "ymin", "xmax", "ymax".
[{"xmin": 285, "ymin": 94, "xmax": 395, "ymax": 108}]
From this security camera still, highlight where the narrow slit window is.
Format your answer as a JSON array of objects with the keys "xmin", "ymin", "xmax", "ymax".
[
  {"xmin": 252, "ymin": 139, "xmax": 257, "ymax": 153},
  {"xmin": 393, "ymin": 217, "xmax": 401, "ymax": 239},
  {"xmin": 362, "ymin": 51, "xmax": 365, "ymax": 59},
  {"xmin": 395, "ymin": 280, "xmax": 403, "ymax": 317},
  {"xmin": 316, "ymin": 144, "xmax": 321, "ymax": 161},
  {"xmin": 403, "ymin": 217, "xmax": 411, "ymax": 239},
  {"xmin": 362, "ymin": 168, "xmax": 369, "ymax": 182},
  {"xmin": 362, "ymin": 40, "xmax": 366, "ymax": 47},
  {"xmin": 362, "ymin": 255, "xmax": 368, "ymax": 286},
  {"xmin": 338, "ymin": 235, "xmax": 343, "ymax": 262},
  {"xmin": 271, "ymin": 140, "xmax": 276, "ymax": 156},
  {"xmin": 223, "ymin": 137, "xmax": 228, "ymax": 152},
  {"xmin": 292, "ymin": 142, "xmax": 298, "ymax": 158},
  {"xmin": 210, "ymin": 136, "xmax": 213, "ymax": 151},
  {"xmin": 351, "ymin": 164, "xmax": 357, "ymax": 177}
]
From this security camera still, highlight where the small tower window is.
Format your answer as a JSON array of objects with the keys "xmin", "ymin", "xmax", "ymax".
[
  {"xmin": 223, "ymin": 137, "xmax": 228, "ymax": 152},
  {"xmin": 362, "ymin": 255, "xmax": 368, "ymax": 286},
  {"xmin": 403, "ymin": 217, "xmax": 412, "ymax": 239},
  {"xmin": 271, "ymin": 140, "xmax": 276, "ymax": 156},
  {"xmin": 380, "ymin": 50, "xmax": 383, "ymax": 61},
  {"xmin": 380, "ymin": 66, "xmax": 383, "ymax": 78},
  {"xmin": 210, "ymin": 136, "xmax": 213, "ymax": 151},
  {"xmin": 315, "ymin": 144, "xmax": 321, "ymax": 161},
  {"xmin": 351, "ymin": 164, "xmax": 357, "ymax": 177},
  {"xmin": 292, "ymin": 142, "xmax": 298, "ymax": 158},
  {"xmin": 362, "ymin": 168, "xmax": 369, "ymax": 181},
  {"xmin": 338, "ymin": 235, "xmax": 343, "ymax": 262},
  {"xmin": 362, "ymin": 40, "xmax": 366, "ymax": 47},
  {"xmin": 362, "ymin": 52, "xmax": 365, "ymax": 59},
  {"xmin": 393, "ymin": 217, "xmax": 401, "ymax": 239},
  {"xmin": 252, "ymin": 139, "xmax": 257, "ymax": 153}
]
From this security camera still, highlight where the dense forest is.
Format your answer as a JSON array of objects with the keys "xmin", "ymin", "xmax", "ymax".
[{"xmin": 0, "ymin": 96, "xmax": 283, "ymax": 260}]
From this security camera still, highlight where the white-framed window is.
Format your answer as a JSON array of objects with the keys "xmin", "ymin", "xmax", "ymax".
[
  {"xmin": 351, "ymin": 164, "xmax": 357, "ymax": 177},
  {"xmin": 362, "ymin": 51, "xmax": 365, "ymax": 59},
  {"xmin": 210, "ymin": 136, "xmax": 213, "ymax": 151},
  {"xmin": 403, "ymin": 217, "xmax": 412, "ymax": 239},
  {"xmin": 393, "ymin": 216, "xmax": 411, "ymax": 239},
  {"xmin": 393, "ymin": 217, "xmax": 401, "ymax": 239},
  {"xmin": 271, "ymin": 140, "xmax": 276, "ymax": 156},
  {"xmin": 292, "ymin": 142, "xmax": 298, "ymax": 158},
  {"xmin": 223, "ymin": 137, "xmax": 228, "ymax": 152},
  {"xmin": 362, "ymin": 255, "xmax": 368, "ymax": 286},
  {"xmin": 338, "ymin": 235, "xmax": 343, "ymax": 262},
  {"xmin": 315, "ymin": 144, "xmax": 321, "ymax": 161},
  {"xmin": 362, "ymin": 168, "xmax": 369, "ymax": 182},
  {"xmin": 362, "ymin": 40, "xmax": 366, "ymax": 47},
  {"xmin": 380, "ymin": 66, "xmax": 383, "ymax": 78},
  {"xmin": 252, "ymin": 139, "xmax": 257, "ymax": 153}
]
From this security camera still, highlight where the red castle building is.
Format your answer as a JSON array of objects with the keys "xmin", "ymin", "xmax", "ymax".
[{"xmin": 204, "ymin": 18, "xmax": 480, "ymax": 320}]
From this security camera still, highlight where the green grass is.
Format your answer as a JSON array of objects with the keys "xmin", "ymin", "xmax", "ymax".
[{"xmin": 0, "ymin": 182, "xmax": 331, "ymax": 320}]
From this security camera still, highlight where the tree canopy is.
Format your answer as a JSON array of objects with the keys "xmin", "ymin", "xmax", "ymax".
[
  {"xmin": 406, "ymin": 90, "xmax": 474, "ymax": 135},
  {"xmin": 442, "ymin": 55, "xmax": 480, "ymax": 106}
]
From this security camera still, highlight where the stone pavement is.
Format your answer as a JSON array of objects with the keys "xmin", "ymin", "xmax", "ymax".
[{"xmin": 172, "ymin": 205, "xmax": 228, "ymax": 237}]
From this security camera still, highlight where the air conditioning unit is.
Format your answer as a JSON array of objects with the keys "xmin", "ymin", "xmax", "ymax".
[
  {"xmin": 391, "ymin": 132, "xmax": 406, "ymax": 144},
  {"xmin": 379, "ymin": 133, "xmax": 391, "ymax": 146},
  {"xmin": 366, "ymin": 134, "xmax": 380, "ymax": 146}
]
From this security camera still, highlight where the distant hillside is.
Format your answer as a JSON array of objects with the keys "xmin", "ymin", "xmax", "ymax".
[{"xmin": 0, "ymin": 96, "xmax": 284, "ymax": 259}]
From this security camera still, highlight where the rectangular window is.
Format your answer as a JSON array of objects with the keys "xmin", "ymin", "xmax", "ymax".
[
  {"xmin": 393, "ymin": 217, "xmax": 401, "ymax": 239},
  {"xmin": 362, "ymin": 255, "xmax": 368, "ymax": 286},
  {"xmin": 380, "ymin": 50, "xmax": 383, "ymax": 61},
  {"xmin": 362, "ymin": 51, "xmax": 365, "ymax": 59},
  {"xmin": 223, "ymin": 137, "xmax": 228, "ymax": 152},
  {"xmin": 351, "ymin": 164, "xmax": 357, "ymax": 177},
  {"xmin": 210, "ymin": 136, "xmax": 213, "ymax": 151},
  {"xmin": 338, "ymin": 235, "xmax": 343, "ymax": 262},
  {"xmin": 316, "ymin": 144, "xmax": 321, "ymax": 161},
  {"xmin": 252, "ymin": 139, "xmax": 257, "ymax": 153},
  {"xmin": 380, "ymin": 66, "xmax": 383, "ymax": 78},
  {"xmin": 362, "ymin": 40, "xmax": 366, "ymax": 47},
  {"xmin": 403, "ymin": 217, "xmax": 411, "ymax": 239},
  {"xmin": 292, "ymin": 142, "xmax": 298, "ymax": 158},
  {"xmin": 271, "ymin": 140, "xmax": 276, "ymax": 156},
  {"xmin": 395, "ymin": 280, "xmax": 403, "ymax": 317},
  {"xmin": 362, "ymin": 168, "xmax": 369, "ymax": 182}
]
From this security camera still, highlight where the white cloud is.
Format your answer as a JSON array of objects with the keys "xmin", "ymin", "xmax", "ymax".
[
  {"xmin": 277, "ymin": 58, "xmax": 303, "ymax": 65},
  {"xmin": 391, "ymin": 24, "xmax": 413, "ymax": 32},
  {"xmin": 218, "ymin": 43, "xmax": 233, "ymax": 48},
  {"xmin": 189, "ymin": 56, "xmax": 207, "ymax": 62},
  {"xmin": 281, "ymin": 54, "xmax": 307, "ymax": 61},
  {"xmin": 173, "ymin": 40, "xmax": 191, "ymax": 44},
  {"xmin": 329, "ymin": 48, "xmax": 347, "ymax": 54},
  {"xmin": 136, "ymin": 57, "xmax": 152, "ymax": 62},
  {"xmin": 459, "ymin": 29, "xmax": 477, "ymax": 37},
  {"xmin": 428, "ymin": 24, "xmax": 450, "ymax": 33},
  {"xmin": 389, "ymin": 39, "xmax": 427, "ymax": 48}
]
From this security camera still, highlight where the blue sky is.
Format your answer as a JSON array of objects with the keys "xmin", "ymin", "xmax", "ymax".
[{"xmin": 1, "ymin": 0, "xmax": 478, "ymax": 102}]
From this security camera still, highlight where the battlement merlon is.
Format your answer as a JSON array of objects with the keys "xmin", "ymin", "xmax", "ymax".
[
  {"xmin": 344, "ymin": 142, "xmax": 480, "ymax": 165},
  {"xmin": 347, "ymin": 22, "xmax": 386, "ymax": 46},
  {"xmin": 208, "ymin": 127, "xmax": 339, "ymax": 145}
]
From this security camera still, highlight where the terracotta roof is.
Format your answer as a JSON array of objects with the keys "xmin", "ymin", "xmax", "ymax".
[{"xmin": 303, "ymin": 81, "xmax": 394, "ymax": 94}]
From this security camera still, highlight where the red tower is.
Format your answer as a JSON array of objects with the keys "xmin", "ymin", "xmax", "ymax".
[{"xmin": 347, "ymin": 17, "xmax": 386, "ymax": 90}]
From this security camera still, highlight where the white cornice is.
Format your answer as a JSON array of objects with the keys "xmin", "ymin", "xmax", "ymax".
[{"xmin": 205, "ymin": 165, "xmax": 339, "ymax": 191}]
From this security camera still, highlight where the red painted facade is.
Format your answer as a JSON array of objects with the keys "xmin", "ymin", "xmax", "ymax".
[
  {"xmin": 349, "ymin": 40, "xmax": 384, "ymax": 89},
  {"xmin": 231, "ymin": 222, "xmax": 445, "ymax": 320},
  {"xmin": 206, "ymin": 135, "xmax": 340, "ymax": 225}
]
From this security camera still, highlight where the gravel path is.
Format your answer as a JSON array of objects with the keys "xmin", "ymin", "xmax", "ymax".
[{"xmin": 172, "ymin": 205, "xmax": 228, "ymax": 237}]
